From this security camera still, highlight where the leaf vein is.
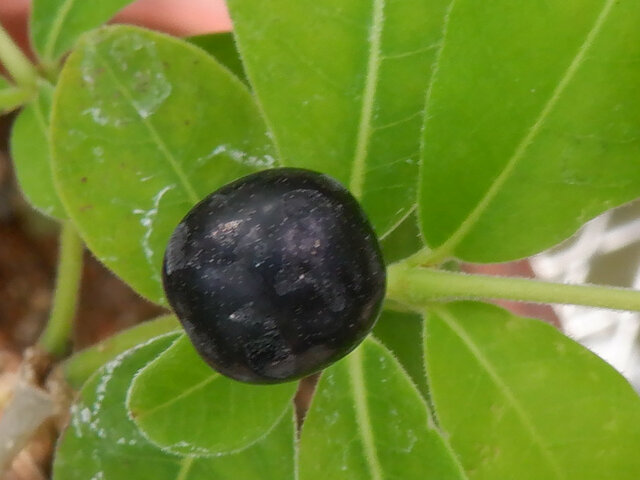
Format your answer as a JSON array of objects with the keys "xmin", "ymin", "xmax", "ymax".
[
  {"xmin": 273, "ymin": 37, "xmax": 347, "ymax": 93},
  {"xmin": 372, "ymin": 110, "xmax": 423, "ymax": 132},
  {"xmin": 365, "ymin": 155, "xmax": 415, "ymax": 173},
  {"xmin": 381, "ymin": 42, "xmax": 440, "ymax": 61}
]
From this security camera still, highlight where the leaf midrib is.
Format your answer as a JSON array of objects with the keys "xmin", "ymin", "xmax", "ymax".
[
  {"xmin": 435, "ymin": 307, "xmax": 566, "ymax": 480},
  {"xmin": 348, "ymin": 0, "xmax": 385, "ymax": 200},
  {"xmin": 347, "ymin": 347, "xmax": 383, "ymax": 480},
  {"xmin": 135, "ymin": 373, "xmax": 219, "ymax": 420},
  {"xmin": 176, "ymin": 456, "xmax": 195, "ymax": 480},
  {"xmin": 427, "ymin": 0, "xmax": 617, "ymax": 259}
]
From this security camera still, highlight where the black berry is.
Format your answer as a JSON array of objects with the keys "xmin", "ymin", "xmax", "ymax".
[{"xmin": 162, "ymin": 168, "xmax": 386, "ymax": 383}]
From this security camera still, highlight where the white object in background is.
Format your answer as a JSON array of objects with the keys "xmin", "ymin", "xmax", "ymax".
[{"xmin": 530, "ymin": 206, "xmax": 640, "ymax": 391}]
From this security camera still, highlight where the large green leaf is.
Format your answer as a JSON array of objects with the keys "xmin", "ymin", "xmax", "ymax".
[
  {"xmin": 424, "ymin": 302, "xmax": 640, "ymax": 479},
  {"xmin": 62, "ymin": 315, "xmax": 181, "ymax": 389},
  {"xmin": 54, "ymin": 335, "xmax": 296, "ymax": 480},
  {"xmin": 30, "ymin": 0, "xmax": 133, "ymax": 63},
  {"xmin": 420, "ymin": 0, "xmax": 640, "ymax": 262},
  {"xmin": 11, "ymin": 83, "xmax": 67, "ymax": 219},
  {"xmin": 299, "ymin": 337, "xmax": 467, "ymax": 479},
  {"xmin": 51, "ymin": 26, "xmax": 276, "ymax": 303},
  {"xmin": 127, "ymin": 334, "xmax": 297, "ymax": 456},
  {"xmin": 228, "ymin": 0, "xmax": 450, "ymax": 235}
]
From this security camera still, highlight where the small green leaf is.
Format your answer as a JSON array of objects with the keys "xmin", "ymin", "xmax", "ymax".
[
  {"xmin": 1, "ymin": 76, "xmax": 34, "ymax": 114},
  {"xmin": 420, "ymin": 0, "xmax": 640, "ymax": 262},
  {"xmin": 30, "ymin": 0, "xmax": 133, "ymax": 63},
  {"xmin": 0, "ymin": 87, "xmax": 31, "ymax": 114},
  {"xmin": 425, "ymin": 302, "xmax": 640, "ymax": 479},
  {"xmin": 127, "ymin": 334, "xmax": 297, "ymax": 456},
  {"xmin": 11, "ymin": 83, "xmax": 67, "ymax": 219},
  {"xmin": 187, "ymin": 33, "xmax": 247, "ymax": 83},
  {"xmin": 299, "ymin": 338, "xmax": 467, "ymax": 480},
  {"xmin": 62, "ymin": 315, "xmax": 181, "ymax": 389},
  {"xmin": 228, "ymin": 0, "xmax": 451, "ymax": 236},
  {"xmin": 373, "ymin": 309, "xmax": 428, "ymax": 398},
  {"xmin": 51, "ymin": 26, "xmax": 276, "ymax": 303},
  {"xmin": 54, "ymin": 335, "xmax": 296, "ymax": 480}
]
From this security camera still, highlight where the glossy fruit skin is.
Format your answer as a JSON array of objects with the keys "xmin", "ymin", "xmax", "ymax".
[{"xmin": 162, "ymin": 168, "xmax": 386, "ymax": 383}]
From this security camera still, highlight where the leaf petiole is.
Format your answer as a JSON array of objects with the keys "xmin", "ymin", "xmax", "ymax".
[
  {"xmin": 387, "ymin": 263, "xmax": 640, "ymax": 313},
  {"xmin": 0, "ymin": 23, "xmax": 39, "ymax": 87},
  {"xmin": 38, "ymin": 222, "xmax": 84, "ymax": 357}
]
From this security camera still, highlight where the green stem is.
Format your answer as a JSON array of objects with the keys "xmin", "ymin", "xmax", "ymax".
[
  {"xmin": 38, "ymin": 223, "xmax": 84, "ymax": 357},
  {"xmin": 387, "ymin": 264, "xmax": 640, "ymax": 312},
  {"xmin": 40, "ymin": 59, "xmax": 62, "ymax": 84},
  {"xmin": 0, "ymin": 86, "xmax": 35, "ymax": 113},
  {"xmin": 0, "ymin": 23, "xmax": 38, "ymax": 87}
]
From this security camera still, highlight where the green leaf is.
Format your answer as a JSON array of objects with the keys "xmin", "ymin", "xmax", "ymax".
[
  {"xmin": 424, "ymin": 302, "xmax": 640, "ymax": 479},
  {"xmin": 373, "ymin": 309, "xmax": 428, "ymax": 398},
  {"xmin": 187, "ymin": 33, "xmax": 247, "ymax": 83},
  {"xmin": 10, "ymin": 83, "xmax": 67, "ymax": 219},
  {"xmin": 379, "ymin": 209, "xmax": 423, "ymax": 264},
  {"xmin": 228, "ymin": 0, "xmax": 450, "ymax": 235},
  {"xmin": 127, "ymin": 334, "xmax": 297, "ymax": 456},
  {"xmin": 30, "ymin": 0, "xmax": 133, "ymax": 63},
  {"xmin": 62, "ymin": 315, "xmax": 181, "ymax": 389},
  {"xmin": 299, "ymin": 338, "xmax": 467, "ymax": 480},
  {"xmin": 54, "ymin": 335, "xmax": 296, "ymax": 480},
  {"xmin": 420, "ymin": 1, "xmax": 640, "ymax": 262},
  {"xmin": 51, "ymin": 26, "xmax": 276, "ymax": 303}
]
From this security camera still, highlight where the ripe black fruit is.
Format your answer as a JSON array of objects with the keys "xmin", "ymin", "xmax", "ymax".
[{"xmin": 162, "ymin": 168, "xmax": 386, "ymax": 383}]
